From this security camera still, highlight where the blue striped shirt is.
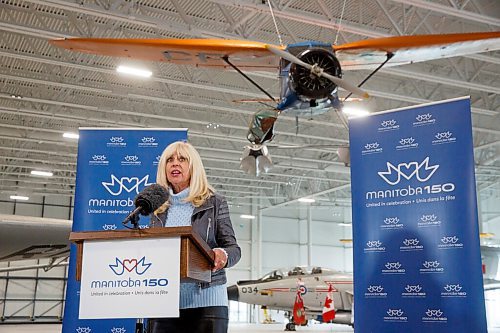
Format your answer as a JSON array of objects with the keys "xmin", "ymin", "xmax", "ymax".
[{"xmin": 166, "ymin": 188, "xmax": 228, "ymax": 309}]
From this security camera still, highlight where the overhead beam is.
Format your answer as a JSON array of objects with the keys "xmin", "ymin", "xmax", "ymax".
[{"xmin": 388, "ymin": 0, "xmax": 500, "ymax": 26}]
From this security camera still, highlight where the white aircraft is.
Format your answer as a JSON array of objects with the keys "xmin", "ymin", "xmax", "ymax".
[
  {"xmin": 0, "ymin": 214, "xmax": 71, "ymax": 270},
  {"xmin": 227, "ymin": 266, "xmax": 353, "ymax": 331}
]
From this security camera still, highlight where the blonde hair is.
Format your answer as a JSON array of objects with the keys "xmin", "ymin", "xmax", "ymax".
[{"xmin": 155, "ymin": 141, "xmax": 213, "ymax": 212}]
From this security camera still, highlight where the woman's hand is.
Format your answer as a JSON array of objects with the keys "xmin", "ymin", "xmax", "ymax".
[{"xmin": 212, "ymin": 248, "xmax": 228, "ymax": 272}]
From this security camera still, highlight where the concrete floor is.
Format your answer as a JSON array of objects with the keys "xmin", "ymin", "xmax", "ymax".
[
  {"xmin": 1, "ymin": 323, "xmax": 499, "ymax": 332},
  {"xmin": 0, "ymin": 323, "xmax": 354, "ymax": 333}
]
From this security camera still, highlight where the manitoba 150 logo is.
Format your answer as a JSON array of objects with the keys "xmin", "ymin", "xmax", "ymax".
[
  {"xmin": 87, "ymin": 175, "xmax": 153, "ymax": 212},
  {"xmin": 90, "ymin": 256, "xmax": 169, "ymax": 290},
  {"xmin": 366, "ymin": 157, "xmax": 455, "ymax": 200}
]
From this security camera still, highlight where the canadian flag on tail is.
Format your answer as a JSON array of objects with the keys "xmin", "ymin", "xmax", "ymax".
[
  {"xmin": 293, "ymin": 281, "xmax": 307, "ymax": 325},
  {"xmin": 322, "ymin": 284, "xmax": 336, "ymax": 322}
]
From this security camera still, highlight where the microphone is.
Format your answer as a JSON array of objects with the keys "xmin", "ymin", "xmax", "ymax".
[{"xmin": 122, "ymin": 184, "xmax": 169, "ymax": 228}]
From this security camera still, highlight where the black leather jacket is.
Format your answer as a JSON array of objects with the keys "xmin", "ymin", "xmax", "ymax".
[{"xmin": 155, "ymin": 192, "xmax": 241, "ymax": 288}]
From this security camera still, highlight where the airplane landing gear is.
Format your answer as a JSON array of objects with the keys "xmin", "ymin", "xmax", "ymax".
[
  {"xmin": 283, "ymin": 311, "xmax": 308, "ymax": 331},
  {"xmin": 284, "ymin": 311, "xmax": 296, "ymax": 331}
]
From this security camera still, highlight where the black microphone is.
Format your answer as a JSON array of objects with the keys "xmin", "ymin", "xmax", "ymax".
[{"xmin": 122, "ymin": 184, "xmax": 169, "ymax": 228}]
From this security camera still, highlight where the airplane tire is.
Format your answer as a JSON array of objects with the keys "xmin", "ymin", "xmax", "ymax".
[{"xmin": 285, "ymin": 323, "xmax": 296, "ymax": 331}]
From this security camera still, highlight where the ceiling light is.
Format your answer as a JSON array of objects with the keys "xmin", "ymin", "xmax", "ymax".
[
  {"xmin": 298, "ymin": 197, "xmax": 315, "ymax": 203},
  {"xmin": 206, "ymin": 123, "xmax": 220, "ymax": 129},
  {"xmin": 116, "ymin": 65, "xmax": 152, "ymax": 78},
  {"xmin": 240, "ymin": 214, "xmax": 255, "ymax": 219},
  {"xmin": 10, "ymin": 195, "xmax": 29, "ymax": 201},
  {"xmin": 31, "ymin": 170, "xmax": 53, "ymax": 177},
  {"xmin": 342, "ymin": 106, "xmax": 369, "ymax": 118},
  {"xmin": 63, "ymin": 132, "xmax": 79, "ymax": 139},
  {"xmin": 338, "ymin": 223, "xmax": 352, "ymax": 227}
]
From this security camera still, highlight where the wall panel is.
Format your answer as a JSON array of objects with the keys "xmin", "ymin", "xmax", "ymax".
[
  {"xmin": 311, "ymin": 245, "xmax": 346, "ymax": 271},
  {"xmin": 262, "ymin": 242, "xmax": 300, "ymax": 270},
  {"xmin": 261, "ymin": 217, "xmax": 300, "ymax": 243}
]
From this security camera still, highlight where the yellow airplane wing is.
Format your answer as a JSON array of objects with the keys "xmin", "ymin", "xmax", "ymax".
[
  {"xmin": 50, "ymin": 38, "xmax": 281, "ymax": 71},
  {"xmin": 334, "ymin": 31, "xmax": 500, "ymax": 70},
  {"xmin": 51, "ymin": 31, "xmax": 500, "ymax": 71}
]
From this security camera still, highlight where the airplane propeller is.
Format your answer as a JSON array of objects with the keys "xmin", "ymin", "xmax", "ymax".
[{"xmin": 265, "ymin": 45, "xmax": 369, "ymax": 99}]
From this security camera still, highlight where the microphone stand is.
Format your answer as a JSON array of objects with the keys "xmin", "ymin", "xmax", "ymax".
[
  {"xmin": 130, "ymin": 213, "xmax": 140, "ymax": 229},
  {"xmin": 135, "ymin": 318, "xmax": 144, "ymax": 333},
  {"xmin": 122, "ymin": 206, "xmax": 141, "ymax": 229}
]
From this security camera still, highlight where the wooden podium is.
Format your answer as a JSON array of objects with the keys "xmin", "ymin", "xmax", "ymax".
[{"xmin": 69, "ymin": 226, "xmax": 215, "ymax": 283}]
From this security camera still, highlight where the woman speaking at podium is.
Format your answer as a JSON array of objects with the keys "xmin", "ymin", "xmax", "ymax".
[{"xmin": 148, "ymin": 141, "xmax": 241, "ymax": 333}]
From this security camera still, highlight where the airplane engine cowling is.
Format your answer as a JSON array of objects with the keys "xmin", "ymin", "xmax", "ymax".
[{"xmin": 289, "ymin": 48, "xmax": 342, "ymax": 100}]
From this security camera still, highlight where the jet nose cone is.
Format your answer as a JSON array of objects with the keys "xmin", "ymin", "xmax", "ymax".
[{"xmin": 227, "ymin": 285, "xmax": 239, "ymax": 301}]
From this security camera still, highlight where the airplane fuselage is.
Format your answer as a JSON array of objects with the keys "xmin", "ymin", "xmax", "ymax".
[{"xmin": 228, "ymin": 267, "xmax": 353, "ymax": 325}]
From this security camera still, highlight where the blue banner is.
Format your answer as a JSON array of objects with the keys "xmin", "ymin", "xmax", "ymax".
[
  {"xmin": 349, "ymin": 98, "xmax": 486, "ymax": 332},
  {"xmin": 62, "ymin": 128, "xmax": 187, "ymax": 333}
]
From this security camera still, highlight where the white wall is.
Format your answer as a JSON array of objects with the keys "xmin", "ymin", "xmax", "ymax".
[
  {"xmin": 223, "ymin": 202, "xmax": 354, "ymax": 286},
  {"xmin": 0, "ymin": 193, "xmax": 73, "ymax": 219},
  {"xmin": 253, "ymin": 209, "xmax": 353, "ymax": 276}
]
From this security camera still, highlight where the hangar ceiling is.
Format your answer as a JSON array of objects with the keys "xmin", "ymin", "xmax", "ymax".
[{"xmin": 0, "ymin": 0, "xmax": 499, "ymax": 211}]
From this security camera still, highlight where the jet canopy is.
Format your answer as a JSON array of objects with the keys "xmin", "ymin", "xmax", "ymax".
[{"xmin": 259, "ymin": 266, "xmax": 339, "ymax": 282}]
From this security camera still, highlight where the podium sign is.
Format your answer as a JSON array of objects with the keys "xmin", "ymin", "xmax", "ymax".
[{"xmin": 79, "ymin": 237, "xmax": 180, "ymax": 319}]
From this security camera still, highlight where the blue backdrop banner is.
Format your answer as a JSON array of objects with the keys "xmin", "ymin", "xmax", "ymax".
[
  {"xmin": 349, "ymin": 97, "xmax": 487, "ymax": 332},
  {"xmin": 62, "ymin": 128, "xmax": 187, "ymax": 333}
]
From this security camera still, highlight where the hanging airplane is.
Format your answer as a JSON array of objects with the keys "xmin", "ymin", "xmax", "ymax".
[
  {"xmin": 50, "ymin": 31, "xmax": 500, "ymax": 175},
  {"xmin": 227, "ymin": 266, "xmax": 353, "ymax": 331}
]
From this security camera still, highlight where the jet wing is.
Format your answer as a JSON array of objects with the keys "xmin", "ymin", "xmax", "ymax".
[
  {"xmin": 334, "ymin": 31, "xmax": 500, "ymax": 70},
  {"xmin": 0, "ymin": 214, "xmax": 71, "ymax": 262},
  {"xmin": 50, "ymin": 38, "xmax": 280, "ymax": 71},
  {"xmin": 51, "ymin": 31, "xmax": 500, "ymax": 71}
]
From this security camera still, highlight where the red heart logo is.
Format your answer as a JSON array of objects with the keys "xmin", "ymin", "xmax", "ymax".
[{"xmin": 123, "ymin": 259, "xmax": 138, "ymax": 272}]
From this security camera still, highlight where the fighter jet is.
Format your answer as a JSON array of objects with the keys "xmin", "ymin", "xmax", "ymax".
[{"xmin": 227, "ymin": 266, "xmax": 353, "ymax": 331}]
